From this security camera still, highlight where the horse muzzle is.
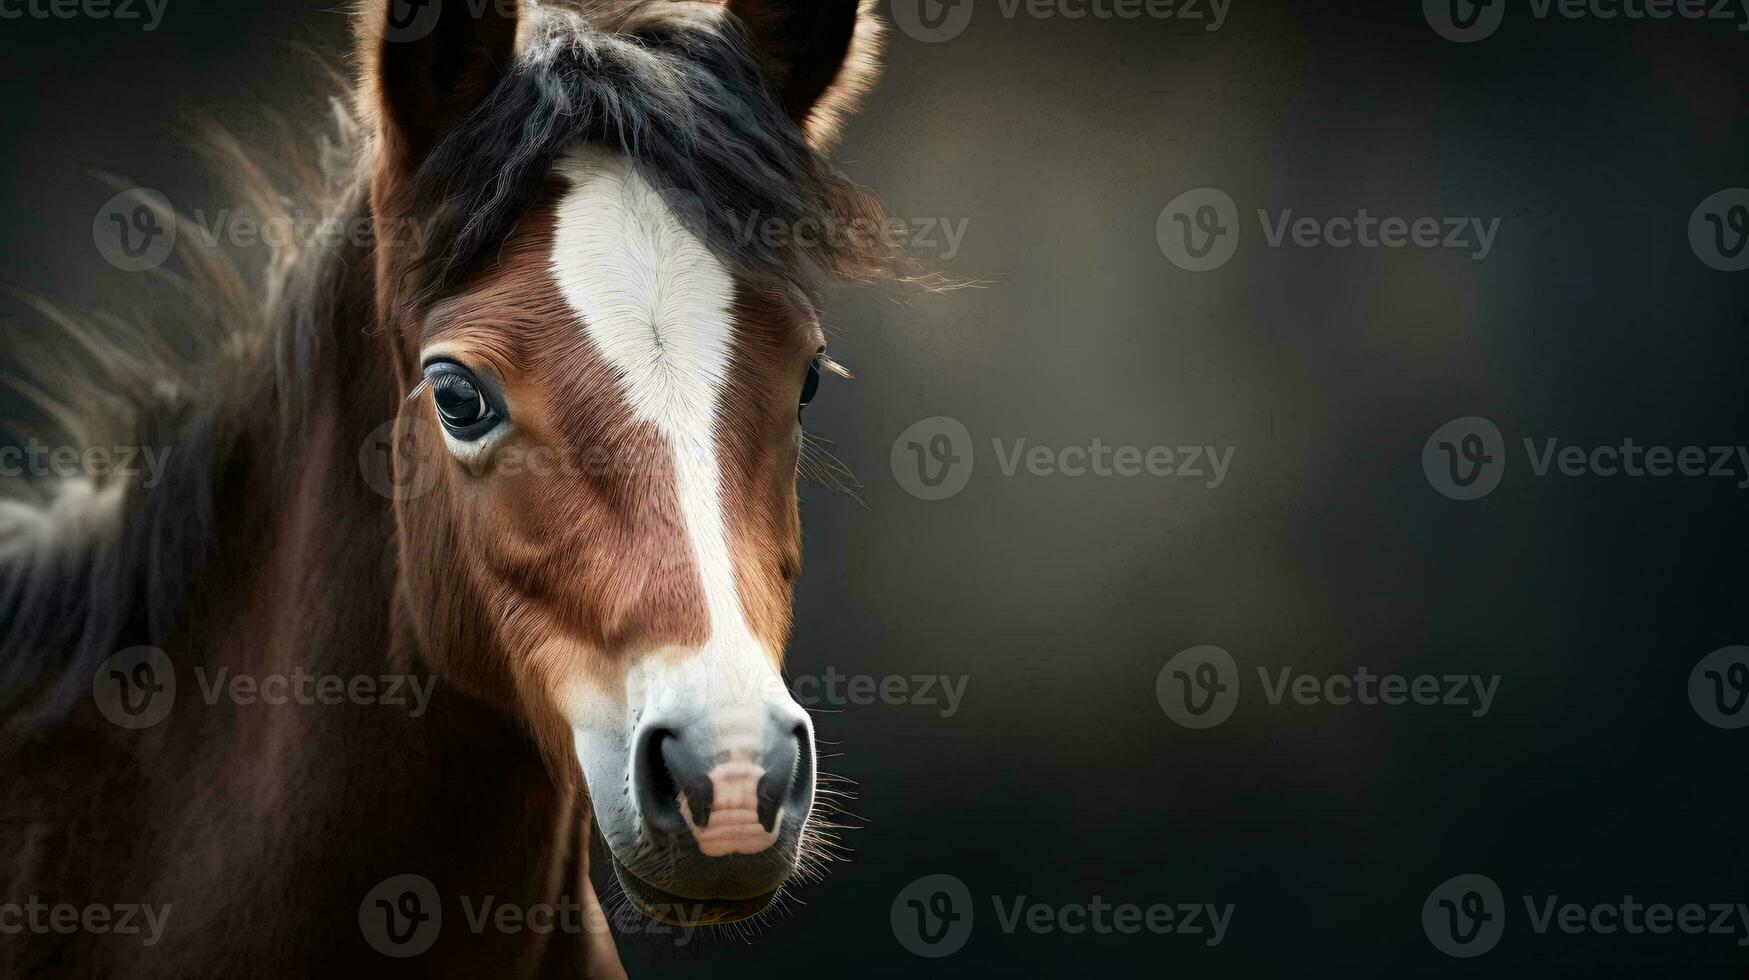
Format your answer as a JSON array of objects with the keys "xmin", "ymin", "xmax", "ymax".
[{"xmin": 573, "ymin": 659, "xmax": 816, "ymax": 925}]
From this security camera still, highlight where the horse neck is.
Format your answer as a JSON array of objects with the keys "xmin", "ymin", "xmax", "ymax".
[{"xmin": 201, "ymin": 203, "xmax": 403, "ymax": 683}]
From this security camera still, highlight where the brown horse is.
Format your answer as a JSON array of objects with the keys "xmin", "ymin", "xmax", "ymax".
[{"xmin": 0, "ymin": 0, "xmax": 907, "ymax": 974}]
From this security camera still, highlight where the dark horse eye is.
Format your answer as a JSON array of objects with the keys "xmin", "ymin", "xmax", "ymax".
[
  {"xmin": 798, "ymin": 347, "xmax": 824, "ymax": 417},
  {"xmin": 424, "ymin": 362, "xmax": 501, "ymax": 441}
]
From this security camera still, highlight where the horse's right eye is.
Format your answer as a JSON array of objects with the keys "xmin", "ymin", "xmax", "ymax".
[
  {"xmin": 424, "ymin": 362, "xmax": 502, "ymax": 441},
  {"xmin": 435, "ymin": 376, "xmax": 487, "ymax": 426}
]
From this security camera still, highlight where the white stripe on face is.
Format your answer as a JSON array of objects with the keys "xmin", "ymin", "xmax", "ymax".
[{"xmin": 550, "ymin": 146, "xmax": 797, "ymax": 856}]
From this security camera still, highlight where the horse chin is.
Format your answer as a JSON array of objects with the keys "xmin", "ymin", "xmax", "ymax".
[{"xmin": 610, "ymin": 858, "xmax": 779, "ymax": 926}]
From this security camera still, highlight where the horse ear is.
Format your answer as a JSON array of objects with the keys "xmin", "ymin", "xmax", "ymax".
[
  {"xmin": 359, "ymin": 0, "xmax": 521, "ymax": 174},
  {"xmin": 724, "ymin": 0, "xmax": 885, "ymax": 150}
]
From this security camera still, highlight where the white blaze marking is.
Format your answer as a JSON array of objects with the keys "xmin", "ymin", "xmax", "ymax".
[{"xmin": 550, "ymin": 146, "xmax": 785, "ymax": 856}]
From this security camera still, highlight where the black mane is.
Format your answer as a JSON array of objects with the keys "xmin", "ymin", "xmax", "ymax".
[
  {"xmin": 410, "ymin": 17, "xmax": 879, "ymax": 301},
  {"xmin": 0, "ymin": 424, "xmax": 220, "ymax": 731}
]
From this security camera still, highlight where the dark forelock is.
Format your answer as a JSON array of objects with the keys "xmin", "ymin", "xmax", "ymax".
[{"xmin": 406, "ymin": 14, "xmax": 894, "ymax": 302}]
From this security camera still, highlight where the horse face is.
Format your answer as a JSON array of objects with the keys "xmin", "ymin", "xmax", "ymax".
[
  {"xmin": 402, "ymin": 152, "xmax": 825, "ymax": 920},
  {"xmin": 361, "ymin": 0, "xmax": 885, "ymax": 924}
]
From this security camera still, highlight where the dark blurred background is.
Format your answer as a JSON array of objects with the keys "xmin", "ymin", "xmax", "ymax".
[{"xmin": 3, "ymin": 0, "xmax": 1746, "ymax": 975}]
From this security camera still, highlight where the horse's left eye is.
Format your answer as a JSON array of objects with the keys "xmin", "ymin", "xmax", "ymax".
[
  {"xmin": 425, "ymin": 363, "xmax": 501, "ymax": 441},
  {"xmin": 798, "ymin": 348, "xmax": 824, "ymax": 417}
]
